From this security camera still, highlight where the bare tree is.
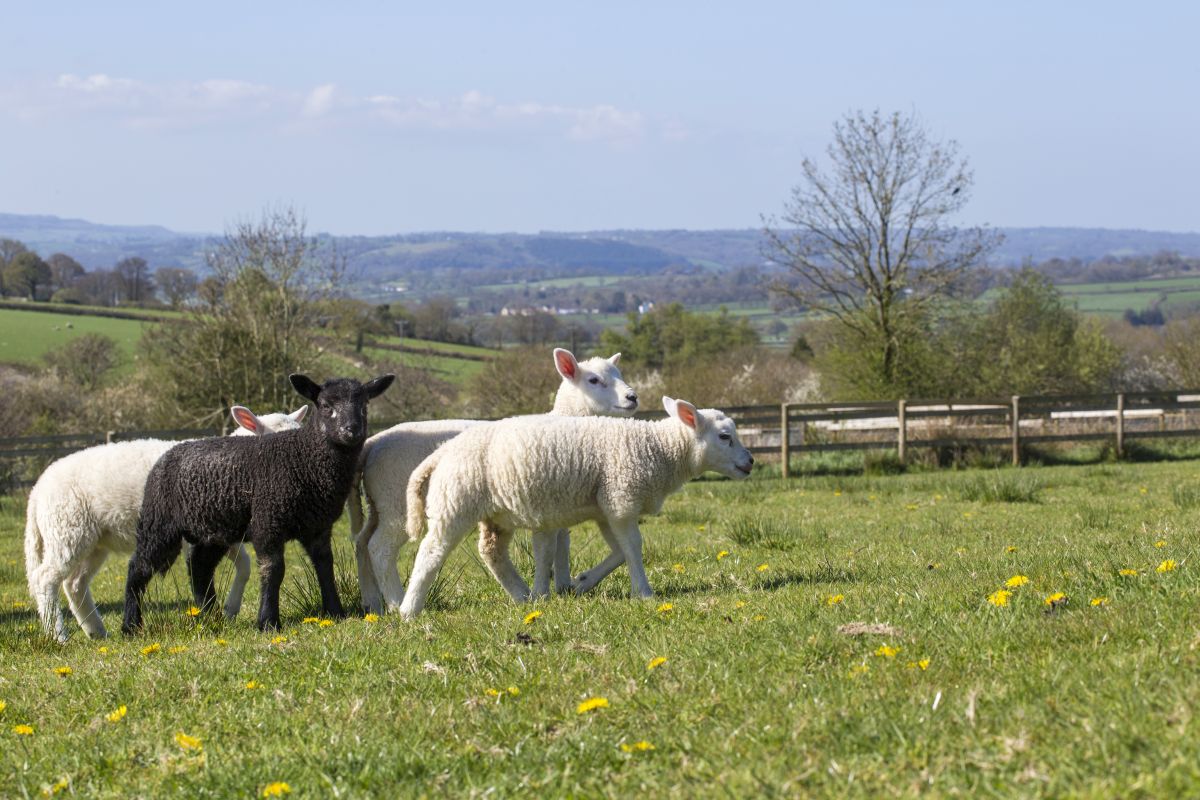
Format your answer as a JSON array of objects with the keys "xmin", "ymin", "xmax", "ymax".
[
  {"xmin": 154, "ymin": 266, "xmax": 198, "ymax": 309},
  {"xmin": 115, "ymin": 256, "xmax": 155, "ymax": 303},
  {"xmin": 764, "ymin": 109, "xmax": 1000, "ymax": 389}
]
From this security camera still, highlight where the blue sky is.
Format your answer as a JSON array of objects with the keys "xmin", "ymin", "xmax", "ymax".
[{"xmin": 1, "ymin": 2, "xmax": 1197, "ymax": 235}]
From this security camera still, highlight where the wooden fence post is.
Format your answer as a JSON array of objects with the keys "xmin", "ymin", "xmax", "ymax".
[
  {"xmin": 1010, "ymin": 396, "xmax": 1021, "ymax": 467},
  {"xmin": 897, "ymin": 399, "xmax": 907, "ymax": 466},
  {"xmin": 779, "ymin": 403, "xmax": 791, "ymax": 481},
  {"xmin": 1116, "ymin": 392, "xmax": 1125, "ymax": 459},
  {"xmin": 105, "ymin": 430, "xmax": 115, "ymax": 444}
]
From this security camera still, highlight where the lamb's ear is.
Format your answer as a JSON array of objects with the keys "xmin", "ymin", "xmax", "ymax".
[
  {"xmin": 288, "ymin": 405, "xmax": 309, "ymax": 423},
  {"xmin": 290, "ymin": 374, "xmax": 322, "ymax": 402},
  {"xmin": 664, "ymin": 396, "xmax": 699, "ymax": 430},
  {"xmin": 553, "ymin": 348, "xmax": 578, "ymax": 381},
  {"xmin": 608, "ymin": 353, "xmax": 621, "ymax": 365},
  {"xmin": 363, "ymin": 374, "xmax": 395, "ymax": 399},
  {"xmin": 230, "ymin": 405, "xmax": 260, "ymax": 434}
]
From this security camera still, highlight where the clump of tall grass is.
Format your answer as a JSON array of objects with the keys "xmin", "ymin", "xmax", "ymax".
[
  {"xmin": 724, "ymin": 513, "xmax": 797, "ymax": 550},
  {"xmin": 957, "ymin": 471, "xmax": 1043, "ymax": 503}
]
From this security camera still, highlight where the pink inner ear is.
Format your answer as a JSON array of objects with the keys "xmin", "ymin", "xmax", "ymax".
[
  {"xmin": 556, "ymin": 351, "xmax": 576, "ymax": 379},
  {"xmin": 678, "ymin": 405, "xmax": 697, "ymax": 429},
  {"xmin": 233, "ymin": 409, "xmax": 258, "ymax": 432}
]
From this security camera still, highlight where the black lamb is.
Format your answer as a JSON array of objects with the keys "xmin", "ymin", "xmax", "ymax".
[{"xmin": 122, "ymin": 373, "xmax": 395, "ymax": 633}]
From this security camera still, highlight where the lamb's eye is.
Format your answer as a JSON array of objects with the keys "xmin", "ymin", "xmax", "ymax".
[{"xmin": 588, "ymin": 376, "xmax": 600, "ymax": 385}]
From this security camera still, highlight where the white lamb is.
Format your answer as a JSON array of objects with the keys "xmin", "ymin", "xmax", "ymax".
[
  {"xmin": 24, "ymin": 405, "xmax": 307, "ymax": 642},
  {"xmin": 349, "ymin": 348, "xmax": 638, "ymax": 613},
  {"xmin": 399, "ymin": 397, "xmax": 755, "ymax": 619}
]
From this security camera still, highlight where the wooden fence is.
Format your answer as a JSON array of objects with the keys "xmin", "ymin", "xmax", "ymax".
[{"xmin": 4, "ymin": 390, "xmax": 1200, "ymax": 490}]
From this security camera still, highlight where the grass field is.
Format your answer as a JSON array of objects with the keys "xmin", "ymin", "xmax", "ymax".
[
  {"xmin": 0, "ymin": 308, "xmax": 151, "ymax": 366},
  {"xmin": 2, "ymin": 459, "xmax": 1199, "ymax": 797},
  {"xmin": 1051, "ymin": 274, "xmax": 1200, "ymax": 317}
]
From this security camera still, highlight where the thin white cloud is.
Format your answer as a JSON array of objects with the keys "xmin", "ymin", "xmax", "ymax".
[{"xmin": 1, "ymin": 73, "xmax": 659, "ymax": 145}]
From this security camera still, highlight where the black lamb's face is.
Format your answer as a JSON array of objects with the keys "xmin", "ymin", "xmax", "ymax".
[{"xmin": 289, "ymin": 374, "xmax": 395, "ymax": 448}]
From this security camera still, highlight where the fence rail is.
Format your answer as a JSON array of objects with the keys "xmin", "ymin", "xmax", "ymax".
[{"xmin": 5, "ymin": 391, "xmax": 1200, "ymax": 490}]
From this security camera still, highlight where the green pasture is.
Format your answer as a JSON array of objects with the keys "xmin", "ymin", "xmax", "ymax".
[
  {"xmin": 2, "ymin": 458, "xmax": 1199, "ymax": 797},
  {"xmin": 0, "ymin": 308, "xmax": 150, "ymax": 367}
]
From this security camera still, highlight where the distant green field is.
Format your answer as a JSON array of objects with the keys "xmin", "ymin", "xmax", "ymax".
[
  {"xmin": 359, "ymin": 345, "xmax": 484, "ymax": 384},
  {"xmin": 1054, "ymin": 275, "xmax": 1200, "ymax": 317},
  {"xmin": 0, "ymin": 308, "xmax": 151, "ymax": 366},
  {"xmin": 477, "ymin": 275, "xmax": 627, "ymax": 292}
]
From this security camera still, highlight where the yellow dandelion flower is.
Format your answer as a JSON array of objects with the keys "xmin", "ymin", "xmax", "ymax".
[
  {"xmin": 848, "ymin": 664, "xmax": 870, "ymax": 677},
  {"xmin": 46, "ymin": 776, "xmax": 69, "ymax": 795},
  {"xmin": 1044, "ymin": 592, "xmax": 1067, "ymax": 606},
  {"xmin": 934, "ymin": 494, "xmax": 944, "ymax": 501},
  {"xmin": 716, "ymin": 550, "xmax": 729, "ymax": 561},
  {"xmin": 215, "ymin": 639, "xmax": 228, "ymax": 646},
  {"xmin": 987, "ymin": 589, "xmax": 1012, "ymax": 607},
  {"xmin": 318, "ymin": 619, "xmax": 334, "ymax": 628},
  {"xmin": 874, "ymin": 645, "xmax": 899, "ymax": 659},
  {"xmin": 245, "ymin": 681, "xmax": 261, "ymax": 690},
  {"xmin": 734, "ymin": 600, "xmax": 747, "ymax": 609},
  {"xmin": 1154, "ymin": 540, "xmax": 1167, "ymax": 548},
  {"xmin": 955, "ymin": 547, "xmax": 967, "ymax": 555},
  {"xmin": 0, "ymin": 700, "xmax": 5, "ymax": 713},
  {"xmin": 523, "ymin": 610, "xmax": 542, "ymax": 625},
  {"xmin": 577, "ymin": 697, "xmax": 609, "ymax": 714},
  {"xmin": 301, "ymin": 617, "xmax": 320, "ymax": 625},
  {"xmin": 168, "ymin": 646, "xmax": 188, "ymax": 655},
  {"xmin": 1139, "ymin": 486, "xmax": 1148, "ymax": 494},
  {"xmin": 963, "ymin": 511, "xmax": 974, "ymax": 519},
  {"xmin": 140, "ymin": 643, "xmax": 161, "ymax": 656},
  {"xmin": 97, "ymin": 646, "xmax": 109, "ymax": 654},
  {"xmin": 656, "ymin": 602, "xmax": 674, "ymax": 613},
  {"xmin": 1157, "ymin": 559, "xmax": 1177, "ymax": 573},
  {"xmin": 1005, "ymin": 546, "xmax": 1018, "ymax": 553},
  {"xmin": 904, "ymin": 503, "xmax": 919, "ymax": 511},
  {"xmin": 53, "ymin": 666, "xmax": 72, "ymax": 677},
  {"xmin": 270, "ymin": 635, "xmax": 287, "ymax": 645},
  {"xmin": 833, "ymin": 490, "xmax": 842, "ymax": 497},
  {"xmin": 262, "ymin": 782, "xmax": 291, "ymax": 798},
  {"xmin": 620, "ymin": 740, "xmax": 655, "ymax": 752},
  {"xmin": 647, "ymin": 656, "xmax": 668, "ymax": 670},
  {"xmin": 906, "ymin": 659, "xmax": 930, "ymax": 670},
  {"xmin": 507, "ymin": 686, "xmax": 520, "ymax": 696},
  {"xmin": 752, "ymin": 614, "xmax": 766, "ymax": 621},
  {"xmin": 185, "ymin": 606, "xmax": 201, "ymax": 617},
  {"xmin": 825, "ymin": 593, "xmax": 844, "ymax": 606},
  {"xmin": 756, "ymin": 563, "xmax": 769, "ymax": 572},
  {"xmin": 174, "ymin": 731, "xmax": 202, "ymax": 751},
  {"xmin": 106, "ymin": 705, "xmax": 127, "ymax": 723},
  {"xmin": 13, "ymin": 724, "xmax": 33, "ymax": 735},
  {"xmin": 363, "ymin": 613, "xmax": 379, "ymax": 623},
  {"xmin": 1005, "ymin": 575, "xmax": 1029, "ymax": 588},
  {"xmin": 485, "ymin": 688, "xmax": 501, "ymax": 697},
  {"xmin": 1119, "ymin": 568, "xmax": 1138, "ymax": 576},
  {"xmin": 11, "ymin": 600, "xmax": 26, "ymax": 609},
  {"xmin": 1090, "ymin": 597, "xmax": 1109, "ymax": 607}
]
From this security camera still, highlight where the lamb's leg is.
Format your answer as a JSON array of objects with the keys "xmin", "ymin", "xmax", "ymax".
[
  {"xmin": 531, "ymin": 530, "xmax": 557, "ymax": 599},
  {"xmin": 63, "ymin": 548, "xmax": 109, "ymax": 639},
  {"xmin": 354, "ymin": 494, "xmax": 384, "ymax": 613},
  {"xmin": 255, "ymin": 544, "xmax": 286, "ymax": 632},
  {"xmin": 553, "ymin": 529, "xmax": 572, "ymax": 594},
  {"xmin": 400, "ymin": 515, "xmax": 473, "ymax": 620},
  {"xmin": 573, "ymin": 521, "xmax": 627, "ymax": 595},
  {"xmin": 189, "ymin": 543, "xmax": 226, "ymax": 615},
  {"xmin": 367, "ymin": 517, "xmax": 408, "ymax": 614},
  {"xmin": 305, "ymin": 534, "xmax": 346, "ymax": 620},
  {"xmin": 607, "ymin": 518, "xmax": 654, "ymax": 599},
  {"xmin": 223, "ymin": 544, "xmax": 252, "ymax": 620},
  {"xmin": 122, "ymin": 531, "xmax": 182, "ymax": 635},
  {"xmin": 478, "ymin": 521, "xmax": 531, "ymax": 603},
  {"xmin": 31, "ymin": 555, "xmax": 77, "ymax": 644}
]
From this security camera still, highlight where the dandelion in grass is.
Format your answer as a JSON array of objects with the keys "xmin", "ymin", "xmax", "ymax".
[
  {"xmin": 97, "ymin": 646, "xmax": 109, "ymax": 654},
  {"xmin": 734, "ymin": 600, "xmax": 747, "ymax": 609},
  {"xmin": 752, "ymin": 614, "xmax": 766, "ymax": 622},
  {"xmin": 955, "ymin": 547, "xmax": 967, "ymax": 555},
  {"xmin": 11, "ymin": 600, "xmax": 25, "ymax": 609},
  {"xmin": 507, "ymin": 686, "xmax": 520, "ymax": 696},
  {"xmin": 987, "ymin": 589, "xmax": 1012, "ymax": 607},
  {"xmin": 363, "ymin": 613, "xmax": 379, "ymax": 623},
  {"xmin": 716, "ymin": 550, "xmax": 729, "ymax": 561},
  {"xmin": 874, "ymin": 645, "xmax": 899, "ymax": 659},
  {"xmin": 1005, "ymin": 575, "xmax": 1029, "ymax": 588},
  {"xmin": 106, "ymin": 705, "xmax": 127, "ymax": 723},
  {"xmin": 0, "ymin": 700, "xmax": 5, "ymax": 714},
  {"xmin": 245, "ymin": 681, "xmax": 262, "ymax": 690},
  {"xmin": 168, "ymin": 646, "xmax": 188, "ymax": 655},
  {"xmin": 672, "ymin": 563, "xmax": 685, "ymax": 573},
  {"xmin": 13, "ymin": 724, "xmax": 33, "ymax": 736},
  {"xmin": 963, "ymin": 512, "xmax": 974, "ymax": 519},
  {"xmin": 302, "ymin": 617, "xmax": 319, "ymax": 625},
  {"xmin": 577, "ymin": 697, "xmax": 609, "ymax": 714},
  {"xmin": 647, "ymin": 656, "xmax": 667, "ymax": 671},
  {"xmin": 1155, "ymin": 540, "xmax": 1167, "ymax": 548},
  {"xmin": 485, "ymin": 688, "xmax": 501, "ymax": 698},
  {"xmin": 833, "ymin": 490, "xmax": 842, "ymax": 497},
  {"xmin": 318, "ymin": 619, "xmax": 334, "ymax": 628},
  {"xmin": 1090, "ymin": 597, "xmax": 1109, "ymax": 607},
  {"xmin": 620, "ymin": 740, "xmax": 655, "ymax": 753},
  {"xmin": 270, "ymin": 636, "xmax": 287, "ymax": 645},
  {"xmin": 262, "ymin": 782, "xmax": 291, "ymax": 798},
  {"xmin": 174, "ymin": 731, "xmax": 202, "ymax": 752},
  {"xmin": 53, "ymin": 666, "xmax": 72, "ymax": 677},
  {"xmin": 825, "ymin": 594, "xmax": 844, "ymax": 606},
  {"xmin": 656, "ymin": 602, "xmax": 674, "ymax": 614},
  {"xmin": 1044, "ymin": 592, "xmax": 1067, "ymax": 607},
  {"xmin": 1005, "ymin": 546, "xmax": 1018, "ymax": 553},
  {"xmin": 1139, "ymin": 486, "xmax": 1149, "ymax": 494},
  {"xmin": 140, "ymin": 643, "xmax": 161, "ymax": 656},
  {"xmin": 756, "ymin": 563, "xmax": 770, "ymax": 573},
  {"xmin": 1119, "ymin": 568, "xmax": 1139, "ymax": 577},
  {"xmin": 46, "ymin": 776, "xmax": 68, "ymax": 795},
  {"xmin": 904, "ymin": 504, "xmax": 919, "ymax": 511},
  {"xmin": 1157, "ymin": 559, "xmax": 1177, "ymax": 573},
  {"xmin": 185, "ymin": 606, "xmax": 201, "ymax": 617},
  {"xmin": 906, "ymin": 659, "xmax": 931, "ymax": 670},
  {"xmin": 523, "ymin": 610, "xmax": 542, "ymax": 625}
]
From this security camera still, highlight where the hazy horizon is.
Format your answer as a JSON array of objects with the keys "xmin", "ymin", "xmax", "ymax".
[{"xmin": 2, "ymin": 2, "xmax": 1197, "ymax": 236}]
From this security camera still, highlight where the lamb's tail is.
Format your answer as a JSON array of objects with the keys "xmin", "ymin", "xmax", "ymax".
[
  {"xmin": 23, "ymin": 488, "xmax": 43, "ymax": 599},
  {"xmin": 406, "ymin": 451, "xmax": 441, "ymax": 541}
]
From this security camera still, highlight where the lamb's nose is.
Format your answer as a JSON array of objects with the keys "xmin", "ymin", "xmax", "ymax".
[
  {"xmin": 626, "ymin": 392, "xmax": 638, "ymax": 403},
  {"xmin": 748, "ymin": 454, "xmax": 755, "ymax": 464}
]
